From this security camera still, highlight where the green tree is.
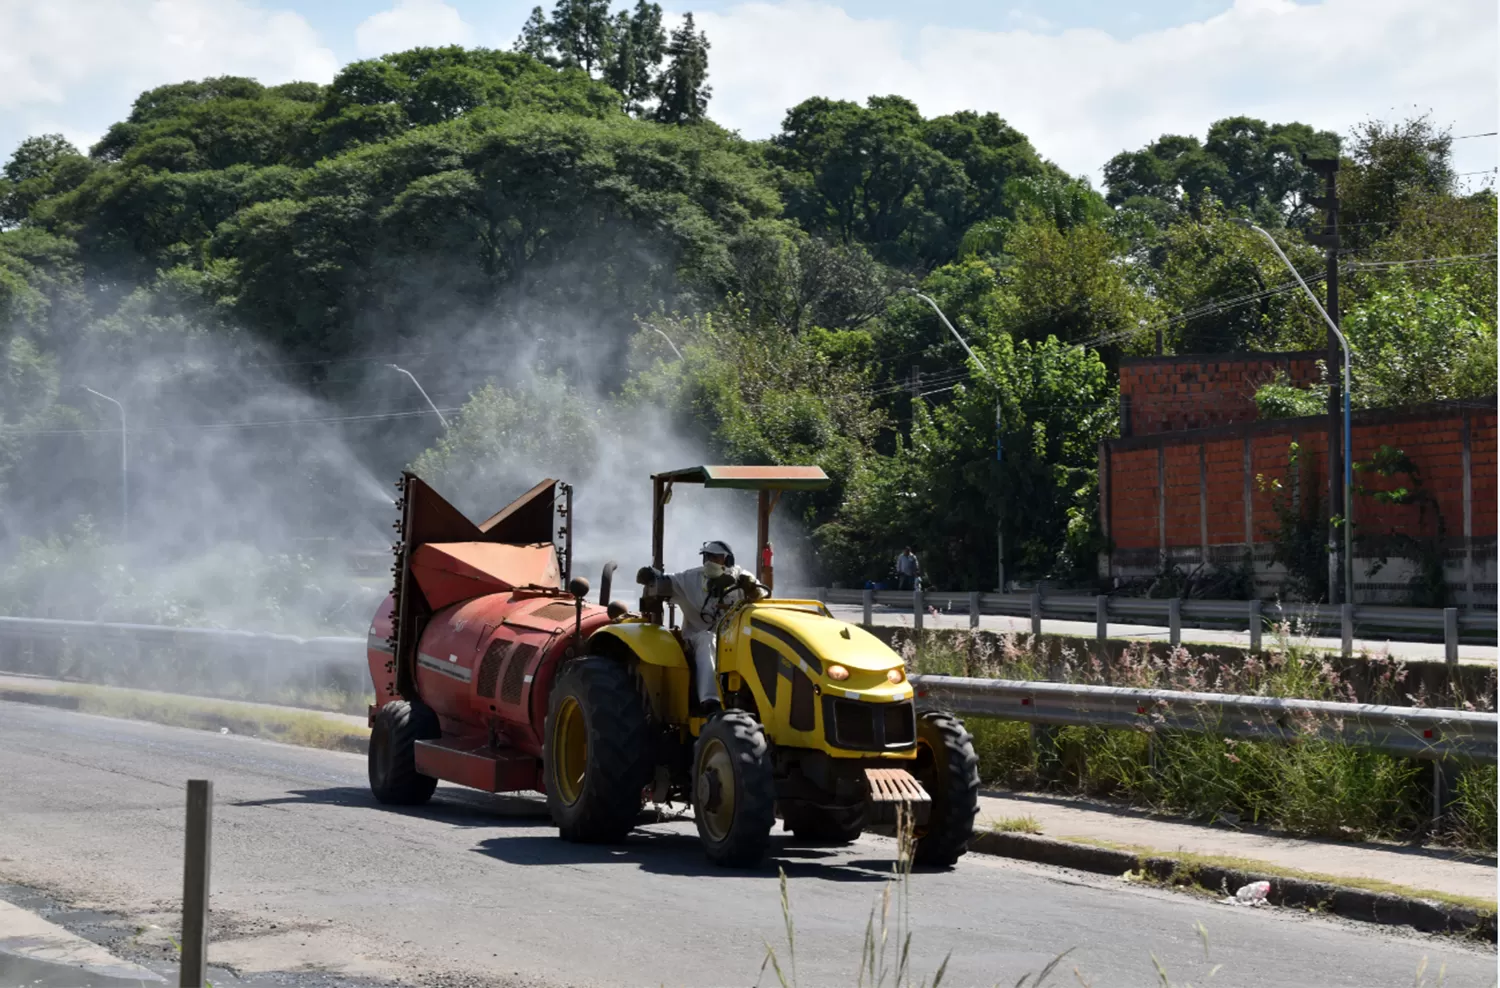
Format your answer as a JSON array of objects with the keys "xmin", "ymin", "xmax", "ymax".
[
  {"xmin": 545, "ymin": 0, "xmax": 616, "ymax": 75},
  {"xmin": 652, "ymin": 13, "xmax": 711, "ymax": 126},
  {"xmin": 1103, "ymin": 117, "xmax": 1339, "ymax": 226},
  {"xmin": 604, "ymin": 1, "xmax": 667, "ymax": 115}
]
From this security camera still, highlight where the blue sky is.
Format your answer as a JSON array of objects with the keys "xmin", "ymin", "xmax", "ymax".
[{"xmin": 1, "ymin": 0, "xmax": 1494, "ymax": 185}]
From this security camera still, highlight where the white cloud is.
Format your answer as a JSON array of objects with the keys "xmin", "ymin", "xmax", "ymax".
[
  {"xmin": 355, "ymin": 0, "xmax": 475, "ymax": 58},
  {"xmin": 697, "ymin": 0, "xmax": 1498, "ymax": 181},
  {"xmin": 0, "ymin": 0, "xmax": 337, "ymax": 156}
]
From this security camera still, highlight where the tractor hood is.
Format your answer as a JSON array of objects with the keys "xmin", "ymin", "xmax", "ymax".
[{"xmin": 747, "ymin": 605, "xmax": 901, "ymax": 673}]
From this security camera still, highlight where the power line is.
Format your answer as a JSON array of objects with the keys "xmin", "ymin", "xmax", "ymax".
[{"xmin": 1451, "ymin": 132, "xmax": 1498, "ymax": 140}]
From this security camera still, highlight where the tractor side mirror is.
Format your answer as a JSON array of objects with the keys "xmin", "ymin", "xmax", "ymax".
[{"xmin": 568, "ymin": 576, "xmax": 590, "ymax": 599}]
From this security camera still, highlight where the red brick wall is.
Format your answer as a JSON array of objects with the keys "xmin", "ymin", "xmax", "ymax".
[
  {"xmin": 1120, "ymin": 352, "xmax": 1324, "ymax": 435},
  {"xmin": 1103, "ymin": 403, "xmax": 1497, "ymax": 591}
]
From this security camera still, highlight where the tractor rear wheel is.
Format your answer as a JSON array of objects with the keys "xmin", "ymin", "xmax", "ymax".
[
  {"xmin": 369, "ymin": 699, "xmax": 440, "ymax": 805},
  {"xmin": 544, "ymin": 658, "xmax": 651, "ymax": 843},
  {"xmin": 780, "ymin": 802, "xmax": 866, "ymax": 845},
  {"xmin": 692, "ymin": 711, "xmax": 775, "ymax": 868},
  {"xmin": 910, "ymin": 711, "xmax": 980, "ymax": 867}
]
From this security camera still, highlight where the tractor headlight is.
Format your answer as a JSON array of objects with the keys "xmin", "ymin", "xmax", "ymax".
[
  {"xmin": 887, "ymin": 668, "xmax": 906, "ymax": 685},
  {"xmin": 827, "ymin": 664, "xmax": 850, "ymax": 681}
]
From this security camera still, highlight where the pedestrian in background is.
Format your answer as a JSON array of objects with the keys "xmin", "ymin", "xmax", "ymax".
[{"xmin": 895, "ymin": 546, "xmax": 920, "ymax": 591}]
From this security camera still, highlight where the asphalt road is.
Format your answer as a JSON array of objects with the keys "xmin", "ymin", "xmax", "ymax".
[{"xmin": 0, "ymin": 702, "xmax": 1494, "ymax": 988}]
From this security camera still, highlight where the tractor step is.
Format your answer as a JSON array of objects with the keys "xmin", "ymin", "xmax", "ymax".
[
  {"xmin": 863, "ymin": 768, "xmax": 931, "ymax": 827},
  {"xmin": 414, "ymin": 738, "xmax": 541, "ymax": 794}
]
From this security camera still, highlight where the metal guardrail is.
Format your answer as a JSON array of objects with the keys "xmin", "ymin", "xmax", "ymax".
[
  {"xmin": 780, "ymin": 587, "xmax": 1496, "ymax": 660},
  {"xmin": 910, "ymin": 674, "xmax": 1498, "ymax": 763},
  {"xmin": 0, "ymin": 615, "xmax": 363, "ymax": 662},
  {"xmin": 1, "ymin": 615, "xmax": 1493, "ymax": 765}
]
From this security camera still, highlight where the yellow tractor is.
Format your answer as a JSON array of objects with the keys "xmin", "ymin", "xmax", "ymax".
[{"xmin": 543, "ymin": 465, "xmax": 980, "ymax": 868}]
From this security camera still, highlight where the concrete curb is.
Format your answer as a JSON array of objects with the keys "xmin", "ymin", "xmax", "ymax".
[{"xmin": 968, "ymin": 831, "xmax": 1498, "ymax": 942}]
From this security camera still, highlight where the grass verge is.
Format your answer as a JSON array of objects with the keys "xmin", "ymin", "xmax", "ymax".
[
  {"xmin": 902, "ymin": 629, "xmax": 1499, "ymax": 853},
  {"xmin": 0, "ymin": 680, "xmax": 368, "ymax": 753}
]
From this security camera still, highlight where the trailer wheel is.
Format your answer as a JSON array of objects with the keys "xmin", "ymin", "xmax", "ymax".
[
  {"xmin": 781, "ymin": 802, "xmax": 866, "ymax": 845},
  {"xmin": 910, "ymin": 711, "xmax": 980, "ymax": 867},
  {"xmin": 693, "ymin": 711, "xmax": 775, "ymax": 868},
  {"xmin": 369, "ymin": 699, "xmax": 440, "ymax": 806},
  {"xmin": 544, "ymin": 658, "xmax": 651, "ymax": 843}
]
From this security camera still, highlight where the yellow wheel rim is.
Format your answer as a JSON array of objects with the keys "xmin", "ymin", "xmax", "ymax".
[
  {"xmin": 695, "ymin": 738, "xmax": 736, "ymax": 842},
  {"xmin": 554, "ymin": 695, "xmax": 587, "ymax": 806}
]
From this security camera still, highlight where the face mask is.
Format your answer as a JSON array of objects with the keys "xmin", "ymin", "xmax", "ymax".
[{"xmin": 702, "ymin": 561, "xmax": 725, "ymax": 579}]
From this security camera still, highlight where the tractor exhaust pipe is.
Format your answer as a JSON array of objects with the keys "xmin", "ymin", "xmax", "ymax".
[{"xmin": 599, "ymin": 561, "xmax": 617, "ymax": 606}]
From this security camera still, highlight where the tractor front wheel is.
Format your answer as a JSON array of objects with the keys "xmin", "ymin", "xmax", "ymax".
[
  {"xmin": 544, "ymin": 658, "xmax": 651, "ymax": 843},
  {"xmin": 369, "ymin": 699, "xmax": 440, "ymax": 805},
  {"xmin": 693, "ymin": 712, "xmax": 775, "ymax": 868},
  {"xmin": 911, "ymin": 711, "xmax": 980, "ymax": 867}
]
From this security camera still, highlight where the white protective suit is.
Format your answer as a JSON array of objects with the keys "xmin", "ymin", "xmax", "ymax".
[{"xmin": 663, "ymin": 563, "xmax": 756, "ymax": 707}]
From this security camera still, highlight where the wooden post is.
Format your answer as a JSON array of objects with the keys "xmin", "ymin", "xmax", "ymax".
[
  {"xmin": 1341, "ymin": 603, "xmax": 1354, "ymax": 659},
  {"xmin": 1169, "ymin": 597, "xmax": 1182, "ymax": 648},
  {"xmin": 1030, "ymin": 592, "xmax": 1042, "ymax": 639},
  {"xmin": 181, "ymin": 780, "xmax": 213, "ymax": 988},
  {"xmin": 1095, "ymin": 595, "xmax": 1108, "ymax": 651},
  {"xmin": 913, "ymin": 588, "xmax": 924, "ymax": 635},
  {"xmin": 967, "ymin": 591, "xmax": 981, "ymax": 630},
  {"xmin": 862, "ymin": 588, "xmax": 874, "ymax": 628},
  {"xmin": 1444, "ymin": 608, "xmax": 1459, "ymax": 666},
  {"xmin": 1249, "ymin": 599, "xmax": 1262, "ymax": 653}
]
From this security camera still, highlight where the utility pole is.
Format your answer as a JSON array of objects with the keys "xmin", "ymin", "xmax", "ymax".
[{"xmin": 1304, "ymin": 156, "xmax": 1343, "ymax": 604}]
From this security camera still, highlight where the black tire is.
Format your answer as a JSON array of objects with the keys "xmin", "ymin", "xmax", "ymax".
[
  {"xmin": 543, "ymin": 658, "xmax": 652, "ymax": 843},
  {"xmin": 911, "ymin": 711, "xmax": 980, "ymax": 867},
  {"xmin": 368, "ymin": 699, "xmax": 440, "ymax": 806},
  {"xmin": 692, "ymin": 711, "xmax": 776, "ymax": 868},
  {"xmin": 781, "ymin": 802, "xmax": 866, "ymax": 845}
]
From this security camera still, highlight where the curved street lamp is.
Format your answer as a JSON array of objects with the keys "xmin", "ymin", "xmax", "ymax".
[
  {"xmin": 386, "ymin": 364, "xmax": 449, "ymax": 429},
  {"xmin": 1233, "ymin": 219, "xmax": 1353, "ymax": 606},
  {"xmin": 83, "ymin": 387, "xmax": 127, "ymax": 541},
  {"xmin": 905, "ymin": 289, "xmax": 1007, "ymax": 593}
]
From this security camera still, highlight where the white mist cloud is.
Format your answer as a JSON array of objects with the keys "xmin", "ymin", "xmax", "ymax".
[
  {"xmin": 0, "ymin": 0, "xmax": 338, "ymax": 157},
  {"xmin": 354, "ymin": 0, "xmax": 475, "ymax": 58},
  {"xmin": 696, "ymin": 0, "xmax": 1498, "ymax": 180}
]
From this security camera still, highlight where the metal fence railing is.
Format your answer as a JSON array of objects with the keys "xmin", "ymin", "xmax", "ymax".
[
  {"xmin": 778, "ymin": 587, "xmax": 1497, "ymax": 661},
  {"xmin": 909, "ymin": 674, "xmax": 1497, "ymax": 763},
  {"xmin": 1, "ymin": 614, "xmax": 1492, "ymax": 760}
]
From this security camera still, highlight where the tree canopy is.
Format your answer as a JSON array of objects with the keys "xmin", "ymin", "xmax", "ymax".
[{"xmin": 0, "ymin": 13, "xmax": 1492, "ymax": 598}]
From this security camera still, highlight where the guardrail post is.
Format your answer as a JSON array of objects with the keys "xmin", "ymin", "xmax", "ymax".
[
  {"xmin": 1168, "ymin": 598, "xmax": 1182, "ymax": 648},
  {"xmin": 1095, "ymin": 595, "xmax": 1108, "ymax": 651},
  {"xmin": 1248, "ymin": 599, "xmax": 1262, "ymax": 653},
  {"xmin": 1032, "ymin": 724, "xmax": 1062, "ymax": 786},
  {"xmin": 1030, "ymin": 592, "xmax": 1042, "ymax": 639},
  {"xmin": 1444, "ymin": 607, "xmax": 1459, "ymax": 666},
  {"xmin": 862, "ymin": 588, "xmax": 873, "ymax": 628},
  {"xmin": 967, "ymin": 591, "xmax": 981, "ymax": 630},
  {"xmin": 181, "ymin": 779, "xmax": 213, "ymax": 988},
  {"xmin": 1341, "ymin": 603, "xmax": 1354, "ymax": 658},
  {"xmin": 913, "ymin": 588, "xmax": 924, "ymax": 634}
]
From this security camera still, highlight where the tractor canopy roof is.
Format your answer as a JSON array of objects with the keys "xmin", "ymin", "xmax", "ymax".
[{"xmin": 652, "ymin": 465, "xmax": 831, "ymax": 491}]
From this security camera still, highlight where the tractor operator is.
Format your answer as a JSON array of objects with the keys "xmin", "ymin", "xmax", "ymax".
[{"xmin": 637, "ymin": 541, "xmax": 764, "ymax": 716}]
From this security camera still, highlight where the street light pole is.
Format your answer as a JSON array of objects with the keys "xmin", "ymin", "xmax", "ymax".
[
  {"xmin": 907, "ymin": 289, "xmax": 1006, "ymax": 593},
  {"xmin": 1233, "ymin": 220, "xmax": 1353, "ymax": 607},
  {"xmin": 650, "ymin": 327, "xmax": 684, "ymax": 361},
  {"xmin": 386, "ymin": 364, "xmax": 449, "ymax": 429},
  {"xmin": 84, "ymin": 387, "xmax": 127, "ymax": 541}
]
